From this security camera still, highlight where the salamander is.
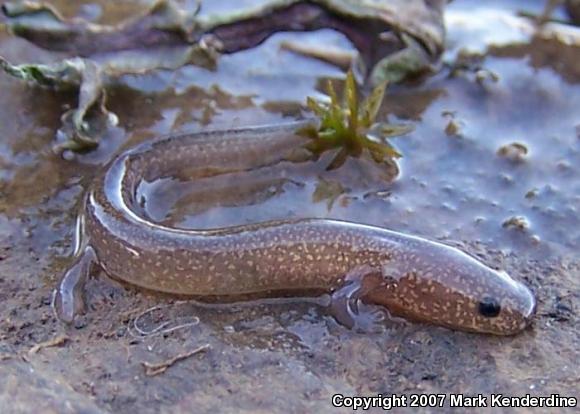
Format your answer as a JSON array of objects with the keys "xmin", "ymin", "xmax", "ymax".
[{"xmin": 53, "ymin": 121, "xmax": 536, "ymax": 334}]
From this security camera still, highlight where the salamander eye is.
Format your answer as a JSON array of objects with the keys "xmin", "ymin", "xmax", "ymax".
[{"xmin": 478, "ymin": 297, "xmax": 501, "ymax": 317}]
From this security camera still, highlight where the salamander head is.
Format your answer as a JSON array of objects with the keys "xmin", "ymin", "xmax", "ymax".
[{"xmin": 366, "ymin": 241, "xmax": 536, "ymax": 335}]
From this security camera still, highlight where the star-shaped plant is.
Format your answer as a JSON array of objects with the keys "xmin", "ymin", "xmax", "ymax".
[{"xmin": 300, "ymin": 70, "xmax": 412, "ymax": 169}]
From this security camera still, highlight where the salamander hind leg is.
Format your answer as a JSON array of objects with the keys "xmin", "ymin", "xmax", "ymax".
[
  {"xmin": 52, "ymin": 245, "xmax": 97, "ymax": 324},
  {"xmin": 329, "ymin": 266, "xmax": 387, "ymax": 333}
]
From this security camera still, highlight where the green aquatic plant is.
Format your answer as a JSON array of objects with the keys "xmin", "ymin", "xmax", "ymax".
[{"xmin": 300, "ymin": 71, "xmax": 412, "ymax": 169}]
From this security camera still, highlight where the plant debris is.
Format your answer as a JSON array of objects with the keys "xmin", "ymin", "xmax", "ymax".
[
  {"xmin": 0, "ymin": 0, "xmax": 445, "ymax": 152},
  {"xmin": 300, "ymin": 70, "xmax": 412, "ymax": 170},
  {"xmin": 28, "ymin": 335, "xmax": 69, "ymax": 355},
  {"xmin": 130, "ymin": 304, "xmax": 201, "ymax": 338},
  {"xmin": 141, "ymin": 344, "xmax": 210, "ymax": 376}
]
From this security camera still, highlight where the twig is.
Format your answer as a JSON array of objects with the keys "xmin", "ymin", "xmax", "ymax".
[
  {"xmin": 279, "ymin": 40, "xmax": 354, "ymax": 70},
  {"xmin": 28, "ymin": 335, "xmax": 69, "ymax": 355},
  {"xmin": 141, "ymin": 344, "xmax": 210, "ymax": 376}
]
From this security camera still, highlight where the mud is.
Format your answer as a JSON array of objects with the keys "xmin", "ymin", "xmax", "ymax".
[{"xmin": 0, "ymin": 1, "xmax": 579, "ymax": 413}]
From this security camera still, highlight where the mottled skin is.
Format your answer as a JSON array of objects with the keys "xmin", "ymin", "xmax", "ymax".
[{"xmin": 54, "ymin": 122, "xmax": 536, "ymax": 334}]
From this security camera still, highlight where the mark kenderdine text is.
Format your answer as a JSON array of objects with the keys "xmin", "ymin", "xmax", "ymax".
[{"xmin": 331, "ymin": 393, "xmax": 577, "ymax": 410}]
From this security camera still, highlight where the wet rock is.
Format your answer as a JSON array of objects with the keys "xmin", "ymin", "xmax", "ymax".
[{"xmin": 0, "ymin": 360, "xmax": 105, "ymax": 414}]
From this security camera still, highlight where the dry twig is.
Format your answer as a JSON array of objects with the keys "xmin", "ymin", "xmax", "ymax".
[
  {"xmin": 141, "ymin": 344, "xmax": 210, "ymax": 376},
  {"xmin": 28, "ymin": 335, "xmax": 69, "ymax": 355}
]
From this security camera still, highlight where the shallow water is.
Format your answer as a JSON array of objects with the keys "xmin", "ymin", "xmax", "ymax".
[
  {"xmin": 0, "ymin": 1, "xmax": 579, "ymax": 413},
  {"xmin": 135, "ymin": 4, "xmax": 580, "ymax": 259}
]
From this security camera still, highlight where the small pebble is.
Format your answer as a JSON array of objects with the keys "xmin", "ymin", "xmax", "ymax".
[
  {"xmin": 445, "ymin": 119, "xmax": 462, "ymax": 137},
  {"xmin": 525, "ymin": 188, "xmax": 539, "ymax": 199},
  {"xmin": 442, "ymin": 111, "xmax": 463, "ymax": 137},
  {"xmin": 502, "ymin": 215, "xmax": 530, "ymax": 231},
  {"xmin": 556, "ymin": 160, "xmax": 571, "ymax": 171},
  {"xmin": 497, "ymin": 142, "xmax": 528, "ymax": 162}
]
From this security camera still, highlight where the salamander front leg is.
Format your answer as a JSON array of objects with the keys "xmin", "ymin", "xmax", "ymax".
[
  {"xmin": 329, "ymin": 266, "xmax": 387, "ymax": 333},
  {"xmin": 52, "ymin": 245, "xmax": 97, "ymax": 323}
]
